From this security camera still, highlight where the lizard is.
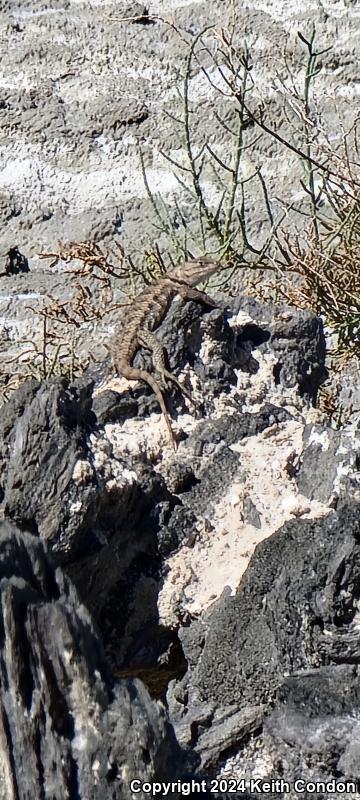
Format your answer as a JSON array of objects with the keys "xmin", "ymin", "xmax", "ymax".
[{"xmin": 109, "ymin": 256, "xmax": 228, "ymax": 448}]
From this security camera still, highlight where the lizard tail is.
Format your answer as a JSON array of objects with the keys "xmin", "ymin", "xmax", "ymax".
[{"xmin": 120, "ymin": 365, "xmax": 177, "ymax": 450}]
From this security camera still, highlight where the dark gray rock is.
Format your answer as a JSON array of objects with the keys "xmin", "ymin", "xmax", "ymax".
[
  {"xmin": 269, "ymin": 309, "xmax": 327, "ymax": 401},
  {"xmin": 232, "ymin": 296, "xmax": 327, "ymax": 402},
  {"xmin": 62, "ymin": 454, "xmax": 179, "ymax": 663},
  {"xmin": 5, "ymin": 246, "xmax": 29, "ymax": 274},
  {"xmin": 262, "ymin": 664, "xmax": 360, "ymax": 789},
  {"xmin": 92, "ymin": 388, "xmax": 140, "ymax": 424},
  {"xmin": 243, "ymin": 495, "xmax": 262, "ymax": 528},
  {"xmin": 186, "ymin": 404, "xmax": 291, "ymax": 451},
  {"xmin": 0, "ymin": 371, "xmax": 204, "ymax": 667},
  {"xmin": 296, "ymin": 423, "xmax": 359, "ymax": 504},
  {"xmin": 92, "ymin": 385, "xmax": 160, "ymax": 424},
  {"xmin": 173, "ymin": 404, "xmax": 292, "ymax": 523},
  {"xmin": 123, "ymin": 3, "xmax": 151, "ymax": 23},
  {"xmin": 0, "ymin": 377, "xmax": 99, "ymax": 558},
  {"xmin": 0, "ymin": 521, "xmax": 182, "ymax": 800},
  {"xmin": 336, "ymin": 361, "xmax": 360, "ymax": 430},
  {"xmin": 168, "ymin": 502, "xmax": 360, "ymax": 779},
  {"xmin": 103, "ymin": 294, "xmax": 326, "ymax": 441},
  {"xmin": 0, "ymin": 376, "xmax": 178, "ymax": 670}
]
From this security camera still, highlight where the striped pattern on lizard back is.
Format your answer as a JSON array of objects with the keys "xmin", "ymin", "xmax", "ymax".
[{"xmin": 113, "ymin": 279, "xmax": 179, "ymax": 367}]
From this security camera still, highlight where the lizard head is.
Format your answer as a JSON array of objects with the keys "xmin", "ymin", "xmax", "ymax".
[{"xmin": 170, "ymin": 257, "xmax": 226, "ymax": 287}]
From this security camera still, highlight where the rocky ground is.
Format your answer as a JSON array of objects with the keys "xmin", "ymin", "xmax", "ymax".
[
  {"xmin": 0, "ymin": 0, "xmax": 359, "ymax": 798},
  {"xmin": 0, "ymin": 287, "xmax": 359, "ymax": 798}
]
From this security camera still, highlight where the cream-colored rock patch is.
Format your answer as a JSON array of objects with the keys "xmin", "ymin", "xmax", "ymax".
[{"xmin": 158, "ymin": 419, "xmax": 332, "ymax": 626}]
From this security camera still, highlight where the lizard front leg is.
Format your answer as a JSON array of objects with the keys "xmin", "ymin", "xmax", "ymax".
[{"xmin": 175, "ymin": 285, "xmax": 218, "ymax": 307}]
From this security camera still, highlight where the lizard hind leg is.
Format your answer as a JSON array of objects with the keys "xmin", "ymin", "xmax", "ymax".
[
  {"xmin": 156, "ymin": 366, "xmax": 201, "ymax": 410},
  {"xmin": 138, "ymin": 329, "xmax": 201, "ymax": 410}
]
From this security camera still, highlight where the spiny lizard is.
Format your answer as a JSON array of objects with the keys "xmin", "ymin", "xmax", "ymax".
[{"xmin": 110, "ymin": 257, "xmax": 227, "ymax": 448}]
